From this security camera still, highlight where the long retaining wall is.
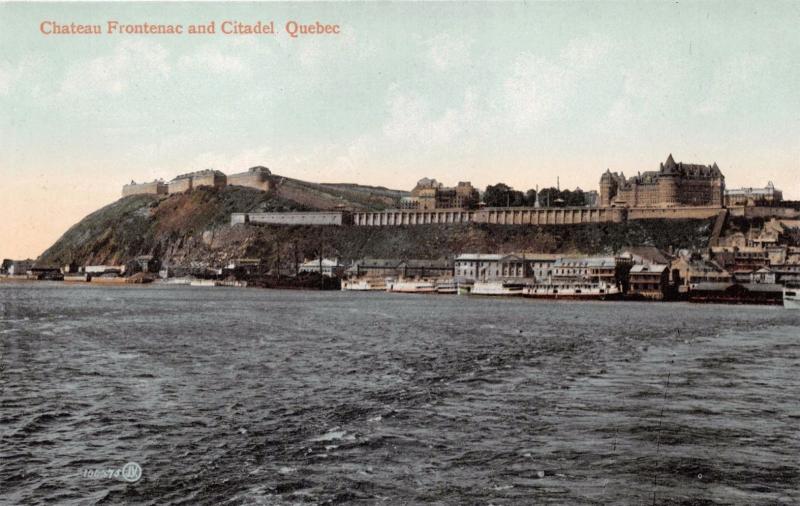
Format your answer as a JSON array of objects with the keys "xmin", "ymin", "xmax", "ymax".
[
  {"xmin": 626, "ymin": 206, "xmax": 724, "ymax": 220},
  {"xmin": 352, "ymin": 207, "xmax": 625, "ymax": 225},
  {"xmin": 232, "ymin": 205, "xmax": 738, "ymax": 228},
  {"xmin": 728, "ymin": 206, "xmax": 800, "ymax": 219},
  {"xmin": 352, "ymin": 209, "xmax": 475, "ymax": 226},
  {"xmin": 232, "ymin": 212, "xmax": 352, "ymax": 226}
]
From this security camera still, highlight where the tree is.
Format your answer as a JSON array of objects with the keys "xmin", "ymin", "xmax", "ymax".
[
  {"xmin": 524, "ymin": 189, "xmax": 538, "ymax": 206},
  {"xmin": 484, "ymin": 183, "xmax": 513, "ymax": 207},
  {"xmin": 538, "ymin": 187, "xmax": 559, "ymax": 207}
]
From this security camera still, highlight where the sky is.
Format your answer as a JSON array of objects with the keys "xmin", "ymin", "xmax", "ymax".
[{"xmin": 1, "ymin": 1, "xmax": 799, "ymax": 259}]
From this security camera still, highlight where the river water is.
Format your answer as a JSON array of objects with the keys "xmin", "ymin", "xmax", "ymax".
[{"xmin": 1, "ymin": 282, "xmax": 799, "ymax": 505}]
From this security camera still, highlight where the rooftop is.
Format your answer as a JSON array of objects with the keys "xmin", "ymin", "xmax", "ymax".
[{"xmin": 630, "ymin": 264, "xmax": 668, "ymax": 274}]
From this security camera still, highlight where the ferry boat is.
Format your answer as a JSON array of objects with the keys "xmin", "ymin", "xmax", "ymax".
[
  {"xmin": 435, "ymin": 279, "xmax": 458, "ymax": 294},
  {"xmin": 341, "ymin": 278, "xmax": 386, "ymax": 291},
  {"xmin": 784, "ymin": 286, "xmax": 800, "ymax": 309},
  {"xmin": 157, "ymin": 277, "xmax": 193, "ymax": 285},
  {"xmin": 457, "ymin": 281, "xmax": 473, "ymax": 295},
  {"xmin": 470, "ymin": 280, "xmax": 525, "ymax": 296},
  {"xmin": 385, "ymin": 279, "xmax": 436, "ymax": 294},
  {"xmin": 523, "ymin": 281, "xmax": 621, "ymax": 300},
  {"xmin": 189, "ymin": 279, "xmax": 217, "ymax": 287}
]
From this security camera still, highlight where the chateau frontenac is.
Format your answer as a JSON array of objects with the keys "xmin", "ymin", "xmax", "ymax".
[{"xmin": 600, "ymin": 154, "xmax": 725, "ymax": 208}]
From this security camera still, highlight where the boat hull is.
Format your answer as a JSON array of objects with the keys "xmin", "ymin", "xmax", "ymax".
[
  {"xmin": 470, "ymin": 282, "xmax": 524, "ymax": 296},
  {"xmin": 342, "ymin": 279, "xmax": 386, "ymax": 291},
  {"xmin": 386, "ymin": 281, "xmax": 436, "ymax": 294},
  {"xmin": 783, "ymin": 288, "xmax": 800, "ymax": 309},
  {"xmin": 522, "ymin": 283, "xmax": 622, "ymax": 300}
]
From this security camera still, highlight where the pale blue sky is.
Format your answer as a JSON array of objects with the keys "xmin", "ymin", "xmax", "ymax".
[{"xmin": 1, "ymin": 1, "xmax": 799, "ymax": 258}]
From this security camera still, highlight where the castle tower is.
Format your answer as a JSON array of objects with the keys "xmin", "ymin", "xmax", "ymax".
[
  {"xmin": 599, "ymin": 169, "xmax": 616, "ymax": 207},
  {"xmin": 657, "ymin": 154, "xmax": 678, "ymax": 206},
  {"xmin": 710, "ymin": 162, "xmax": 724, "ymax": 207}
]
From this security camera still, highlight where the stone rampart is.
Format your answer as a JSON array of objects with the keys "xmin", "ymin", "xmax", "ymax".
[
  {"xmin": 232, "ymin": 212, "xmax": 352, "ymax": 226},
  {"xmin": 122, "ymin": 181, "xmax": 167, "ymax": 197}
]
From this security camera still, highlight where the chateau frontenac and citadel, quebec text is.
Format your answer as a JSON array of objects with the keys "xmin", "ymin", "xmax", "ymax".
[{"xmin": 39, "ymin": 20, "xmax": 340, "ymax": 38}]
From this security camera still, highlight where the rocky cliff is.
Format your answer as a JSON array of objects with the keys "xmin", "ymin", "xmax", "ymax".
[{"xmin": 38, "ymin": 183, "xmax": 716, "ymax": 269}]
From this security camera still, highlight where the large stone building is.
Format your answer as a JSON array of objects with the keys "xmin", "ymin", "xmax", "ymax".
[
  {"xmin": 403, "ymin": 178, "xmax": 479, "ymax": 210},
  {"xmin": 599, "ymin": 154, "xmax": 725, "ymax": 208},
  {"xmin": 724, "ymin": 181, "xmax": 783, "ymax": 207}
]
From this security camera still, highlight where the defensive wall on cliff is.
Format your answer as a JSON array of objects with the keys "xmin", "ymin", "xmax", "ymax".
[
  {"xmin": 123, "ymin": 167, "xmax": 273, "ymax": 197},
  {"xmin": 232, "ymin": 212, "xmax": 352, "ymax": 226},
  {"xmin": 727, "ymin": 206, "xmax": 800, "ymax": 219},
  {"xmin": 351, "ymin": 207, "xmax": 625, "ymax": 225},
  {"xmin": 227, "ymin": 167, "xmax": 272, "ymax": 192},
  {"xmin": 625, "ymin": 206, "xmax": 723, "ymax": 220},
  {"xmin": 231, "ymin": 206, "xmax": 731, "ymax": 228},
  {"xmin": 122, "ymin": 180, "xmax": 167, "ymax": 197}
]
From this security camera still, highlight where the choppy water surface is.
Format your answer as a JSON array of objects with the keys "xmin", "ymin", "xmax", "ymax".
[{"xmin": 1, "ymin": 282, "xmax": 799, "ymax": 505}]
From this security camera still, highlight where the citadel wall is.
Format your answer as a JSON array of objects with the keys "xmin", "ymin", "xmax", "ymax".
[
  {"xmin": 227, "ymin": 167, "xmax": 272, "ymax": 192},
  {"xmin": 168, "ymin": 178, "xmax": 192, "ymax": 194},
  {"xmin": 121, "ymin": 181, "xmax": 167, "ymax": 197}
]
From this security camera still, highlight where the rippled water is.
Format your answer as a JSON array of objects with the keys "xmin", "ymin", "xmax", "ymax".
[{"xmin": 1, "ymin": 282, "xmax": 799, "ymax": 505}]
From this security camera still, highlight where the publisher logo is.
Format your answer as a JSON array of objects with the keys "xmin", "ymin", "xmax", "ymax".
[
  {"xmin": 121, "ymin": 462, "xmax": 142, "ymax": 482},
  {"xmin": 82, "ymin": 462, "xmax": 142, "ymax": 483}
]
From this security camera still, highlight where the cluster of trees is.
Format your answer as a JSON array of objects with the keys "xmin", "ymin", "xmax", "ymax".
[{"xmin": 482, "ymin": 183, "xmax": 590, "ymax": 207}]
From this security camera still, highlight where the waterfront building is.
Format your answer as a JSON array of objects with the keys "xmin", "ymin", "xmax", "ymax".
[
  {"xmin": 711, "ymin": 246, "xmax": 770, "ymax": 275},
  {"xmin": 724, "ymin": 181, "xmax": 783, "ymax": 207},
  {"xmin": 771, "ymin": 264, "xmax": 800, "ymax": 286},
  {"xmin": 7, "ymin": 260, "xmax": 33, "ymax": 276},
  {"xmin": 28, "ymin": 265, "xmax": 63, "ymax": 280},
  {"xmin": 599, "ymin": 154, "xmax": 725, "ymax": 208},
  {"xmin": 223, "ymin": 258, "xmax": 265, "ymax": 277},
  {"xmin": 688, "ymin": 282, "xmax": 783, "ymax": 305},
  {"xmin": 551, "ymin": 257, "xmax": 618, "ymax": 287},
  {"xmin": 628, "ymin": 264, "xmax": 669, "ymax": 299},
  {"xmin": 620, "ymin": 246, "xmax": 675, "ymax": 266},
  {"xmin": 348, "ymin": 258, "xmax": 453, "ymax": 279},
  {"xmin": 454, "ymin": 254, "xmax": 527, "ymax": 282},
  {"xmin": 525, "ymin": 255, "xmax": 559, "ymax": 282},
  {"xmin": 299, "ymin": 258, "xmax": 343, "ymax": 277},
  {"xmin": 670, "ymin": 257, "xmax": 731, "ymax": 291},
  {"xmin": 748, "ymin": 267, "xmax": 777, "ymax": 285}
]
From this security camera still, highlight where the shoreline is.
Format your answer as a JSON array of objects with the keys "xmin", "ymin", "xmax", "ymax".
[{"xmin": 0, "ymin": 277, "xmax": 788, "ymax": 307}]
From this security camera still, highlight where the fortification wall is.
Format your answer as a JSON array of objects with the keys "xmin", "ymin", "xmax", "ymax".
[
  {"xmin": 728, "ymin": 206, "xmax": 800, "ymax": 219},
  {"xmin": 473, "ymin": 207, "xmax": 624, "ymax": 225},
  {"xmin": 228, "ymin": 172, "xmax": 271, "ymax": 192},
  {"xmin": 122, "ymin": 181, "xmax": 167, "ymax": 197},
  {"xmin": 352, "ymin": 209, "xmax": 474, "ymax": 226},
  {"xmin": 168, "ymin": 178, "xmax": 192, "ymax": 194},
  {"xmin": 231, "ymin": 205, "xmax": 733, "ymax": 229},
  {"xmin": 352, "ymin": 207, "xmax": 623, "ymax": 226},
  {"xmin": 193, "ymin": 173, "xmax": 227, "ymax": 188},
  {"xmin": 232, "ymin": 212, "xmax": 351, "ymax": 226},
  {"xmin": 626, "ymin": 206, "xmax": 723, "ymax": 220}
]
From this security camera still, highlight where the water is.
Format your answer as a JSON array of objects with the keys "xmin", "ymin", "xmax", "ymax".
[{"xmin": 1, "ymin": 282, "xmax": 799, "ymax": 505}]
